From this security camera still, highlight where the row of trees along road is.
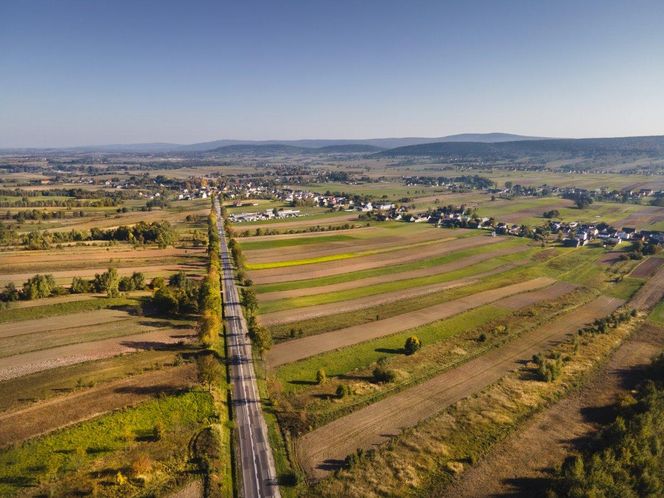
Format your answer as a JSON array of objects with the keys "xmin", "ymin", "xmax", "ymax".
[{"xmin": 198, "ymin": 205, "xmax": 222, "ymax": 347}]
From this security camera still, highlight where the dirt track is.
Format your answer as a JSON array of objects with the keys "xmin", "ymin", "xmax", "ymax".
[
  {"xmin": 259, "ymin": 245, "xmax": 529, "ymax": 302},
  {"xmin": 0, "ymin": 364, "xmax": 197, "ymax": 447},
  {"xmin": 251, "ymin": 234, "xmax": 501, "ymax": 285},
  {"xmin": 267, "ymin": 277, "xmax": 555, "ymax": 368},
  {"xmin": 296, "ymin": 295, "xmax": 624, "ymax": 479},
  {"xmin": 443, "ymin": 322, "xmax": 664, "ymax": 498},
  {"xmin": 0, "ymin": 328, "xmax": 196, "ymax": 381}
]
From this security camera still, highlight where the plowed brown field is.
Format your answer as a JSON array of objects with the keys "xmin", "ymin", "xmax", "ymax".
[
  {"xmin": 629, "ymin": 264, "xmax": 664, "ymax": 309},
  {"xmin": 630, "ymin": 256, "xmax": 664, "ymax": 278}
]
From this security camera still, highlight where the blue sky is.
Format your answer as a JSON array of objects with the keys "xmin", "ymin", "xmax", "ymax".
[{"xmin": 1, "ymin": 0, "xmax": 663, "ymax": 147}]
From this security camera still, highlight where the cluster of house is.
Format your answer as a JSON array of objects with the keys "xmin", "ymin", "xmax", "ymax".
[
  {"xmin": 229, "ymin": 208, "xmax": 301, "ymax": 223},
  {"xmin": 176, "ymin": 187, "xmax": 215, "ymax": 200},
  {"xmin": 547, "ymin": 221, "xmax": 664, "ymax": 248}
]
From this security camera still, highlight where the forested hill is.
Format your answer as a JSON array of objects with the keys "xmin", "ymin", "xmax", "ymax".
[{"xmin": 376, "ymin": 135, "xmax": 664, "ymax": 160}]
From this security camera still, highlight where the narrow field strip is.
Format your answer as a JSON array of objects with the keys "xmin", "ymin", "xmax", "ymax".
[
  {"xmin": 258, "ymin": 244, "xmax": 530, "ymax": 301},
  {"xmin": 267, "ymin": 277, "xmax": 555, "ymax": 368},
  {"xmin": 251, "ymin": 234, "xmax": 503, "ymax": 285},
  {"xmin": 493, "ymin": 281, "xmax": 578, "ymax": 310},
  {"xmin": 0, "ymin": 309, "xmax": 131, "ymax": 339},
  {"xmin": 0, "ymin": 350, "xmax": 183, "ymax": 413},
  {"xmin": 3, "ymin": 293, "xmax": 98, "ymax": 310},
  {"xmin": 240, "ymin": 233, "xmax": 357, "ymax": 251},
  {"xmin": 0, "ymin": 317, "xmax": 188, "ymax": 358},
  {"xmin": 260, "ymin": 263, "xmax": 522, "ymax": 323},
  {"xmin": 245, "ymin": 236, "xmax": 455, "ymax": 270},
  {"xmin": 254, "ymin": 239, "xmax": 528, "ymax": 293},
  {"xmin": 0, "ymin": 328, "xmax": 196, "ymax": 381},
  {"xmin": 244, "ymin": 228, "xmax": 461, "ymax": 263},
  {"xmin": 296, "ymin": 295, "xmax": 624, "ymax": 479},
  {"xmin": 0, "ymin": 296, "xmax": 137, "ymax": 324},
  {"xmin": 0, "ymin": 364, "xmax": 197, "ymax": 448}
]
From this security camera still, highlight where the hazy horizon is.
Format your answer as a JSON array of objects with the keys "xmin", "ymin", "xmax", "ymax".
[{"xmin": 2, "ymin": 0, "xmax": 664, "ymax": 148}]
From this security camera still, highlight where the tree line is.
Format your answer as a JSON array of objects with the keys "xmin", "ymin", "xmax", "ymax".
[{"xmin": 2, "ymin": 221, "xmax": 177, "ymax": 249}]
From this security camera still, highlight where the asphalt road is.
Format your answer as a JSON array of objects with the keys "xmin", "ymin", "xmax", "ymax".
[{"xmin": 216, "ymin": 199, "xmax": 280, "ymax": 498}]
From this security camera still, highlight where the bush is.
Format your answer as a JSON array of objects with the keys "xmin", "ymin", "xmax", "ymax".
[
  {"xmin": 316, "ymin": 368, "xmax": 327, "ymax": 385},
  {"xmin": 373, "ymin": 365, "xmax": 397, "ymax": 383}
]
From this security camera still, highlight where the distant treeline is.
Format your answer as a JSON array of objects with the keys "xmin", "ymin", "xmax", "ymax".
[{"xmin": 2, "ymin": 209, "xmax": 88, "ymax": 222}]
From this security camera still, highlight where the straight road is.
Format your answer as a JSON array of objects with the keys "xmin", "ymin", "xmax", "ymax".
[{"xmin": 215, "ymin": 199, "xmax": 280, "ymax": 498}]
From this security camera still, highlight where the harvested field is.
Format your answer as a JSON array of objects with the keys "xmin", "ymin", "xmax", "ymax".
[
  {"xmin": 296, "ymin": 295, "xmax": 624, "ymax": 479},
  {"xmin": 0, "ymin": 328, "xmax": 196, "ymax": 381},
  {"xmin": 260, "ymin": 264, "xmax": 522, "ymax": 325},
  {"xmin": 499, "ymin": 199, "xmax": 575, "ymax": 224},
  {"xmin": 4, "ymin": 293, "xmax": 97, "ymax": 309},
  {"xmin": 267, "ymin": 277, "xmax": 555, "ymax": 368},
  {"xmin": 494, "ymin": 281, "xmax": 577, "ymax": 310},
  {"xmin": 0, "ymin": 246, "xmax": 203, "ymax": 269},
  {"xmin": 259, "ymin": 245, "xmax": 529, "ymax": 301},
  {"xmin": 444, "ymin": 322, "xmax": 664, "ymax": 498},
  {"xmin": 251, "ymin": 234, "xmax": 502, "ymax": 285},
  {"xmin": 628, "ymin": 264, "xmax": 664, "ymax": 310},
  {"xmin": 0, "ymin": 364, "xmax": 197, "ymax": 447},
  {"xmin": 0, "ymin": 315, "xmax": 188, "ymax": 358},
  {"xmin": 630, "ymin": 256, "xmax": 664, "ymax": 278},
  {"xmin": 0, "ymin": 309, "xmax": 130, "ymax": 339}
]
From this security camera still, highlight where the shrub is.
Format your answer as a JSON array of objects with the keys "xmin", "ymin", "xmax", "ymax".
[
  {"xmin": 373, "ymin": 365, "xmax": 397, "ymax": 383},
  {"xmin": 316, "ymin": 368, "xmax": 327, "ymax": 385}
]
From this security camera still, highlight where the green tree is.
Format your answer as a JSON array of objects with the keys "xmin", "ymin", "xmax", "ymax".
[
  {"xmin": 197, "ymin": 353, "xmax": 222, "ymax": 391},
  {"xmin": 404, "ymin": 335, "xmax": 422, "ymax": 355},
  {"xmin": 250, "ymin": 325, "xmax": 272, "ymax": 357}
]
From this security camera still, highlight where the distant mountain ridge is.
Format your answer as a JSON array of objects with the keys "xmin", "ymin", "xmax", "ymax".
[{"xmin": 0, "ymin": 132, "xmax": 545, "ymax": 154}]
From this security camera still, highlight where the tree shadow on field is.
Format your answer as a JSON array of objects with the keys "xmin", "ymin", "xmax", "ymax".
[
  {"xmin": 0, "ymin": 475, "xmax": 36, "ymax": 487},
  {"xmin": 497, "ymin": 475, "xmax": 557, "ymax": 497},
  {"xmin": 119, "ymin": 339, "xmax": 193, "ymax": 351},
  {"xmin": 317, "ymin": 459, "xmax": 346, "ymax": 472},
  {"xmin": 337, "ymin": 373, "xmax": 372, "ymax": 381},
  {"xmin": 114, "ymin": 384, "xmax": 189, "ymax": 396},
  {"xmin": 288, "ymin": 379, "xmax": 317, "ymax": 386},
  {"xmin": 375, "ymin": 347, "xmax": 404, "ymax": 355}
]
